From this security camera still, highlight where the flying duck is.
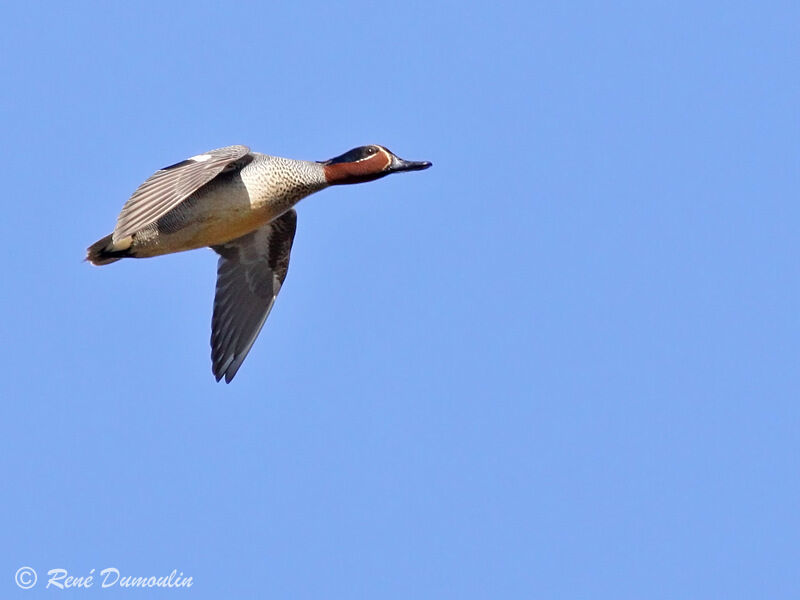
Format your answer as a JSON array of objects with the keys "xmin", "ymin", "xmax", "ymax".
[{"xmin": 87, "ymin": 144, "xmax": 431, "ymax": 382}]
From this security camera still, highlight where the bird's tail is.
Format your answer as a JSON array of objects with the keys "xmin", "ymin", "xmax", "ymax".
[{"xmin": 86, "ymin": 233, "xmax": 130, "ymax": 266}]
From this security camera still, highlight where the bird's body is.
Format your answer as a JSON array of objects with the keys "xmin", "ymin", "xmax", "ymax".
[
  {"xmin": 123, "ymin": 154, "xmax": 327, "ymax": 258},
  {"xmin": 87, "ymin": 144, "xmax": 431, "ymax": 382}
]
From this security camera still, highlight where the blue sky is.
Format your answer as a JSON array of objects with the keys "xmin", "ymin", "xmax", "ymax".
[{"xmin": 1, "ymin": 1, "xmax": 797, "ymax": 598}]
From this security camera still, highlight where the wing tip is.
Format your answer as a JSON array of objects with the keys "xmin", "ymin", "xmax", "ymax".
[
  {"xmin": 212, "ymin": 352, "xmax": 239, "ymax": 384},
  {"xmin": 212, "ymin": 365, "xmax": 239, "ymax": 384}
]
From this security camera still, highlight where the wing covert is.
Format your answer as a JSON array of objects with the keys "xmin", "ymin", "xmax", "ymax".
[{"xmin": 112, "ymin": 145, "xmax": 251, "ymax": 242}]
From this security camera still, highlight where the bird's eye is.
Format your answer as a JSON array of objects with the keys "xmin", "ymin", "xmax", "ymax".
[{"xmin": 366, "ymin": 147, "xmax": 377, "ymax": 155}]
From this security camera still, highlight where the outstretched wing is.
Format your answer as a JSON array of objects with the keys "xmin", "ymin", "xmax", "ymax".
[
  {"xmin": 112, "ymin": 145, "xmax": 251, "ymax": 243},
  {"xmin": 210, "ymin": 210, "xmax": 298, "ymax": 383}
]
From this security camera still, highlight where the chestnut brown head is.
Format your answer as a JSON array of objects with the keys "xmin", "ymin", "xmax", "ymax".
[{"xmin": 321, "ymin": 145, "xmax": 431, "ymax": 185}]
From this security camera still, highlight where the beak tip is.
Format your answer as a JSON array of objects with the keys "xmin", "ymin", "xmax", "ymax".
[{"xmin": 395, "ymin": 159, "xmax": 432, "ymax": 172}]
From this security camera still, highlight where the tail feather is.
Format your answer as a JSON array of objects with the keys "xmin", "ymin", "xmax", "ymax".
[{"xmin": 86, "ymin": 234, "xmax": 129, "ymax": 266}]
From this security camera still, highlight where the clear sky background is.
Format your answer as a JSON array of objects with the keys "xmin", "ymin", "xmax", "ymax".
[{"xmin": 1, "ymin": 2, "xmax": 797, "ymax": 598}]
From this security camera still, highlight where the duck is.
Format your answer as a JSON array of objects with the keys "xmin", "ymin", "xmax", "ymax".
[{"xmin": 87, "ymin": 144, "xmax": 432, "ymax": 383}]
